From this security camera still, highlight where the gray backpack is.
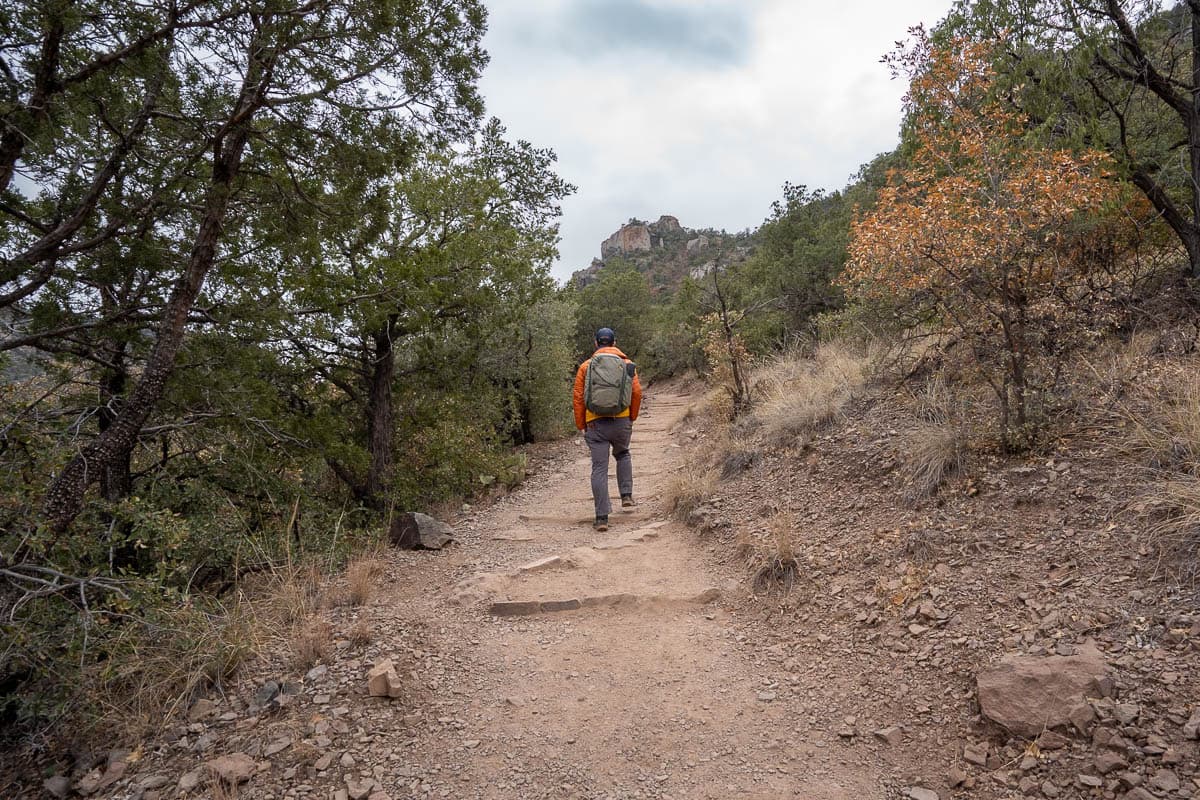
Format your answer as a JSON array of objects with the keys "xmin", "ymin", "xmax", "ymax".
[{"xmin": 585, "ymin": 353, "xmax": 635, "ymax": 416}]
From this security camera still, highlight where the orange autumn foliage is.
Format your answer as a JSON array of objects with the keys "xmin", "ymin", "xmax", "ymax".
[{"xmin": 842, "ymin": 36, "xmax": 1141, "ymax": 303}]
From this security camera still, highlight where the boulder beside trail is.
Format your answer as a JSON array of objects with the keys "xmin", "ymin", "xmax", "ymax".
[
  {"xmin": 976, "ymin": 641, "xmax": 1109, "ymax": 736},
  {"xmin": 388, "ymin": 512, "xmax": 454, "ymax": 550}
]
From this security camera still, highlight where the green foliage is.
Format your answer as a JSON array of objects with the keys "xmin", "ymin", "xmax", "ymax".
[
  {"xmin": 0, "ymin": 0, "xmax": 580, "ymax": 744},
  {"xmin": 572, "ymin": 259, "xmax": 654, "ymax": 362}
]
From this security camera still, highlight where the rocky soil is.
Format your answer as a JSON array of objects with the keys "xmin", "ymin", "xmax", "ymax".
[{"xmin": 17, "ymin": 383, "xmax": 1200, "ymax": 800}]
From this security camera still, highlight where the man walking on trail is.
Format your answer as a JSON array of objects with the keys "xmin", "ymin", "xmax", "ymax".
[{"xmin": 574, "ymin": 327, "xmax": 642, "ymax": 532}]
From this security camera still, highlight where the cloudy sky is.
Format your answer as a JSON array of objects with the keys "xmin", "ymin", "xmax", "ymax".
[{"xmin": 477, "ymin": 0, "xmax": 959, "ymax": 283}]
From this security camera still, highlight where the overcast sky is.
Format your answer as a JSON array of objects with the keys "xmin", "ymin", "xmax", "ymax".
[{"xmin": 478, "ymin": 0, "xmax": 958, "ymax": 283}]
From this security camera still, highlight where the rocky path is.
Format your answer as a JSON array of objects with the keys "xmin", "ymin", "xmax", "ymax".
[
  {"xmin": 97, "ymin": 389, "xmax": 890, "ymax": 800},
  {"xmin": 333, "ymin": 389, "xmax": 883, "ymax": 800}
]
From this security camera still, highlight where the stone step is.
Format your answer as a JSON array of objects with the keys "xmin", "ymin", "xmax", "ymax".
[{"xmin": 488, "ymin": 588, "xmax": 720, "ymax": 617}]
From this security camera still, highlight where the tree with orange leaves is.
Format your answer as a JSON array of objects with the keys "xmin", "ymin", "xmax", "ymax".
[{"xmin": 842, "ymin": 31, "xmax": 1149, "ymax": 449}]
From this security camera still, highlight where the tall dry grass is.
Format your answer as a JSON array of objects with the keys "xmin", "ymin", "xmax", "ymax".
[
  {"xmin": 663, "ymin": 464, "xmax": 719, "ymax": 522},
  {"xmin": 739, "ymin": 513, "xmax": 801, "ymax": 593},
  {"xmin": 900, "ymin": 376, "xmax": 969, "ymax": 503},
  {"xmin": 1115, "ymin": 362, "xmax": 1200, "ymax": 576},
  {"xmin": 752, "ymin": 341, "xmax": 874, "ymax": 446}
]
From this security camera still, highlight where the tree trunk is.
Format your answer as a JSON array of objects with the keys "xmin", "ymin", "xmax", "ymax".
[
  {"xmin": 42, "ymin": 123, "xmax": 256, "ymax": 534},
  {"xmin": 97, "ymin": 348, "xmax": 132, "ymax": 503},
  {"xmin": 1190, "ymin": 0, "xmax": 1200, "ymax": 278},
  {"xmin": 364, "ymin": 321, "xmax": 396, "ymax": 507},
  {"xmin": 40, "ymin": 22, "xmax": 278, "ymax": 534}
]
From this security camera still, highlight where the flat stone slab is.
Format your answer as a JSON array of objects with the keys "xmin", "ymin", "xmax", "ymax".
[
  {"xmin": 489, "ymin": 601, "xmax": 543, "ymax": 617},
  {"xmin": 593, "ymin": 540, "xmax": 637, "ymax": 551},
  {"xmin": 540, "ymin": 599, "xmax": 582, "ymax": 612},
  {"xmin": 490, "ymin": 589, "xmax": 720, "ymax": 617},
  {"xmin": 516, "ymin": 556, "xmax": 569, "ymax": 573}
]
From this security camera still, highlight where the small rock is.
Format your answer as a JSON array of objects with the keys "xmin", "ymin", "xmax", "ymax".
[
  {"xmin": 757, "ymin": 691, "xmax": 777, "ymax": 703},
  {"xmin": 1094, "ymin": 751, "xmax": 1127, "ymax": 774},
  {"xmin": 1113, "ymin": 703, "xmax": 1140, "ymax": 725},
  {"xmin": 188, "ymin": 698, "xmax": 218, "ymax": 721},
  {"xmin": 904, "ymin": 788, "xmax": 939, "ymax": 800},
  {"xmin": 340, "ymin": 751, "xmax": 356, "ymax": 768},
  {"xmin": 139, "ymin": 775, "xmax": 171, "ymax": 790},
  {"xmin": 1037, "ymin": 731, "xmax": 1071, "ymax": 750},
  {"xmin": 388, "ymin": 511, "xmax": 454, "ymax": 550},
  {"xmin": 1041, "ymin": 781, "xmax": 1061, "ymax": 798},
  {"xmin": 345, "ymin": 777, "xmax": 374, "ymax": 800},
  {"xmin": 43, "ymin": 776, "xmax": 70, "ymax": 799},
  {"xmin": 306, "ymin": 664, "xmax": 328, "ymax": 681},
  {"xmin": 873, "ymin": 726, "xmax": 904, "ymax": 746},
  {"xmin": 253, "ymin": 681, "xmax": 281, "ymax": 708},
  {"xmin": 264, "ymin": 737, "xmax": 291, "ymax": 757},
  {"xmin": 947, "ymin": 767, "xmax": 967, "ymax": 787},
  {"xmin": 1149, "ymin": 769, "xmax": 1180, "ymax": 794},
  {"xmin": 1078, "ymin": 774, "xmax": 1103, "ymax": 788},
  {"xmin": 1183, "ymin": 707, "xmax": 1200, "ymax": 739},
  {"xmin": 1123, "ymin": 789, "xmax": 1156, "ymax": 800},
  {"xmin": 367, "ymin": 659, "xmax": 403, "ymax": 698},
  {"xmin": 1118, "ymin": 772, "xmax": 1143, "ymax": 788},
  {"xmin": 178, "ymin": 770, "xmax": 203, "ymax": 792},
  {"xmin": 963, "ymin": 741, "xmax": 988, "ymax": 766},
  {"xmin": 314, "ymin": 753, "xmax": 334, "ymax": 771},
  {"xmin": 205, "ymin": 753, "xmax": 256, "ymax": 785}
]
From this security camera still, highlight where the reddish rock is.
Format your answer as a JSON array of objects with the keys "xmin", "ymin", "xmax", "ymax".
[
  {"xmin": 976, "ymin": 642, "xmax": 1108, "ymax": 736},
  {"xmin": 204, "ymin": 753, "xmax": 256, "ymax": 785}
]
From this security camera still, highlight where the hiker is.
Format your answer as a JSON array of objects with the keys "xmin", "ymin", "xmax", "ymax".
[{"xmin": 574, "ymin": 327, "xmax": 643, "ymax": 532}]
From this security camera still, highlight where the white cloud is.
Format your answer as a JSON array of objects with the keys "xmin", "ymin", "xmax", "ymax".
[{"xmin": 478, "ymin": 0, "xmax": 958, "ymax": 282}]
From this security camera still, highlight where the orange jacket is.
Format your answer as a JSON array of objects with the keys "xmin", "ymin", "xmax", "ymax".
[{"xmin": 573, "ymin": 346, "xmax": 643, "ymax": 430}]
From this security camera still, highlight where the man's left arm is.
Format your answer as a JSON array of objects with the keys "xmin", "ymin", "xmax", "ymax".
[{"xmin": 629, "ymin": 370, "xmax": 642, "ymax": 422}]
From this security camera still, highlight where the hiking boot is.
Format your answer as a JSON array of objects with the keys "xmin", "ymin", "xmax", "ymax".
[
  {"xmin": 620, "ymin": 494, "xmax": 636, "ymax": 510},
  {"xmin": 593, "ymin": 515, "xmax": 609, "ymax": 532}
]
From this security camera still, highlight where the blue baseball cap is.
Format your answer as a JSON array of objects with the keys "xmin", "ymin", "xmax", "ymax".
[{"xmin": 595, "ymin": 327, "xmax": 615, "ymax": 345}]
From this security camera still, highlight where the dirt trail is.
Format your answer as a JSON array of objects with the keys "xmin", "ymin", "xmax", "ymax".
[{"xmin": 376, "ymin": 389, "xmax": 885, "ymax": 800}]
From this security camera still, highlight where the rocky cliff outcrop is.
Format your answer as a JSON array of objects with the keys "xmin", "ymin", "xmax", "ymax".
[
  {"xmin": 574, "ymin": 214, "xmax": 741, "ymax": 293},
  {"xmin": 601, "ymin": 223, "xmax": 652, "ymax": 260}
]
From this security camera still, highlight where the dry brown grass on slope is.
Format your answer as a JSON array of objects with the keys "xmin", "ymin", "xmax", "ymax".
[
  {"xmin": 663, "ymin": 463, "xmax": 719, "ymax": 522},
  {"xmin": 92, "ymin": 601, "xmax": 256, "ymax": 735},
  {"xmin": 1114, "ymin": 361, "xmax": 1200, "ymax": 576},
  {"xmin": 899, "ymin": 377, "xmax": 970, "ymax": 503},
  {"xmin": 752, "ymin": 341, "xmax": 874, "ymax": 446},
  {"xmin": 290, "ymin": 616, "xmax": 333, "ymax": 669},
  {"xmin": 343, "ymin": 554, "xmax": 387, "ymax": 607},
  {"xmin": 743, "ymin": 513, "xmax": 801, "ymax": 593}
]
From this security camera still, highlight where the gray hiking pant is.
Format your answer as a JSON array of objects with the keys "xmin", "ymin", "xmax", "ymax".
[{"xmin": 584, "ymin": 417, "xmax": 633, "ymax": 517}]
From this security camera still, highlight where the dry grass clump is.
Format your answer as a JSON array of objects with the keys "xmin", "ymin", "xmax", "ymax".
[
  {"xmin": 754, "ymin": 341, "xmax": 872, "ymax": 446},
  {"xmin": 1117, "ymin": 364, "xmax": 1200, "ymax": 574},
  {"xmin": 901, "ymin": 421, "xmax": 968, "ymax": 504},
  {"xmin": 1122, "ymin": 365, "xmax": 1200, "ymax": 471},
  {"xmin": 1109, "ymin": 360, "xmax": 1200, "ymax": 576},
  {"xmin": 1140, "ymin": 478, "xmax": 1200, "ymax": 576},
  {"xmin": 898, "ymin": 376, "xmax": 970, "ymax": 504},
  {"xmin": 290, "ymin": 616, "xmax": 333, "ymax": 669},
  {"xmin": 92, "ymin": 601, "xmax": 256, "ymax": 734},
  {"xmin": 344, "ymin": 555, "xmax": 387, "ymax": 607},
  {"xmin": 272, "ymin": 561, "xmax": 323, "ymax": 624},
  {"xmin": 664, "ymin": 464, "xmax": 719, "ymax": 522},
  {"xmin": 348, "ymin": 617, "xmax": 373, "ymax": 647},
  {"xmin": 740, "ymin": 513, "xmax": 801, "ymax": 593}
]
